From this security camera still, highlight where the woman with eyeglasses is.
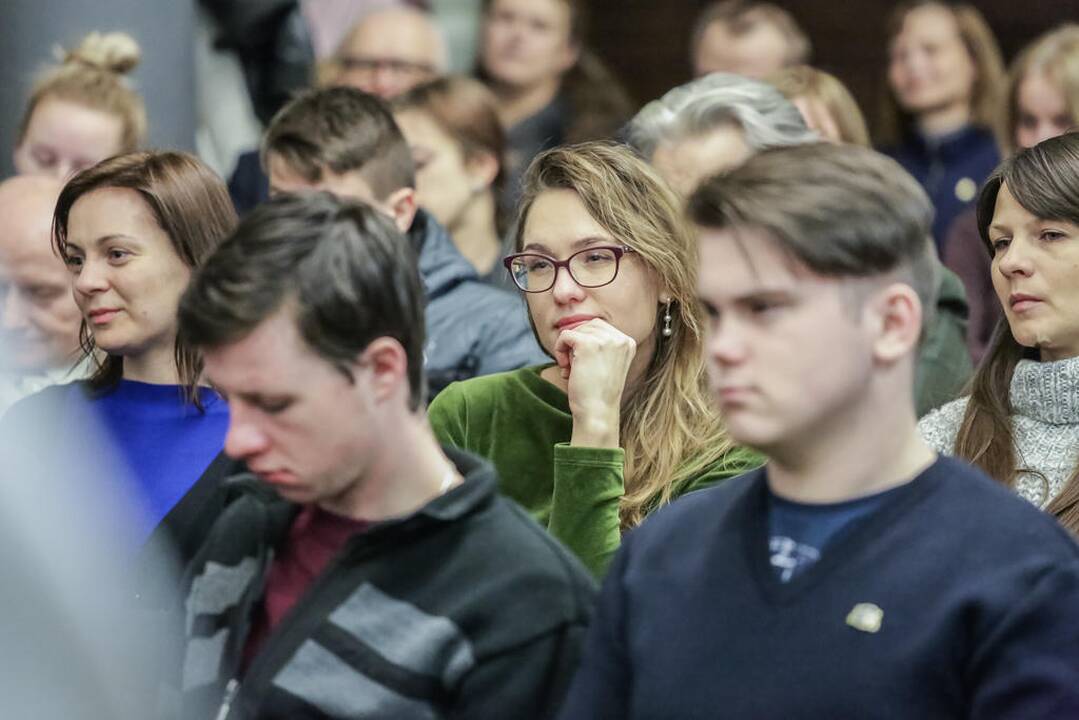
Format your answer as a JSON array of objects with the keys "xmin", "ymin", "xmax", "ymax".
[{"xmin": 428, "ymin": 141, "xmax": 760, "ymax": 576}]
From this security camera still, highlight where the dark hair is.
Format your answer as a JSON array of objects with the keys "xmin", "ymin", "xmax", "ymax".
[
  {"xmin": 261, "ymin": 86, "xmax": 415, "ymax": 200},
  {"xmin": 52, "ymin": 151, "xmax": 237, "ymax": 404},
  {"xmin": 956, "ymin": 132, "xmax": 1079, "ymax": 532},
  {"xmin": 392, "ymin": 75, "xmax": 509, "ymax": 232},
  {"xmin": 178, "ymin": 192, "xmax": 427, "ymax": 411},
  {"xmin": 688, "ymin": 142, "xmax": 938, "ymax": 316}
]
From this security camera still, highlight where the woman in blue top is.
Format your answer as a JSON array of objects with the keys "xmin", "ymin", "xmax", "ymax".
[
  {"xmin": 8, "ymin": 151, "xmax": 237, "ymax": 543},
  {"xmin": 878, "ymin": 1, "xmax": 1005, "ymax": 251}
]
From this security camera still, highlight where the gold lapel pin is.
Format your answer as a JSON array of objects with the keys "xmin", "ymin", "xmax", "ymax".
[{"xmin": 846, "ymin": 603, "xmax": 884, "ymax": 633}]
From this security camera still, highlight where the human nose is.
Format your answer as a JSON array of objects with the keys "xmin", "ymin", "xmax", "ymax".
[
  {"xmin": 73, "ymin": 257, "xmax": 108, "ymax": 297},
  {"xmin": 706, "ymin": 316, "xmax": 748, "ymax": 366},
  {"xmin": 223, "ymin": 408, "xmax": 271, "ymax": 461},
  {"xmin": 549, "ymin": 262, "xmax": 586, "ymax": 304},
  {"xmin": 996, "ymin": 236, "xmax": 1034, "ymax": 278},
  {"xmin": 1, "ymin": 287, "xmax": 29, "ymax": 330}
]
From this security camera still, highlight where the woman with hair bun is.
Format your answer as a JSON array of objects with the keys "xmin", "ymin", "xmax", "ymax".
[
  {"xmin": 429, "ymin": 141, "xmax": 760, "ymax": 576},
  {"xmin": 14, "ymin": 31, "xmax": 147, "ymax": 180}
]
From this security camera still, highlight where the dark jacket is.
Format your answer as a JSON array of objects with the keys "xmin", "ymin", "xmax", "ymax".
[
  {"xmin": 413, "ymin": 210, "xmax": 547, "ymax": 395},
  {"xmin": 172, "ymin": 447, "xmax": 596, "ymax": 720},
  {"xmin": 559, "ymin": 457, "xmax": 1079, "ymax": 719},
  {"xmin": 915, "ymin": 262, "xmax": 973, "ymax": 416},
  {"xmin": 943, "ymin": 208, "xmax": 1001, "ymax": 364},
  {"xmin": 882, "ymin": 124, "xmax": 999, "ymax": 253}
]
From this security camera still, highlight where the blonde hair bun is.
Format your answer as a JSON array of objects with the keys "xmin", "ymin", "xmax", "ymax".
[{"xmin": 62, "ymin": 32, "xmax": 141, "ymax": 75}]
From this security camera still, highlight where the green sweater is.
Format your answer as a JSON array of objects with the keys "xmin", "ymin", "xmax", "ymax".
[{"xmin": 428, "ymin": 365, "xmax": 761, "ymax": 576}]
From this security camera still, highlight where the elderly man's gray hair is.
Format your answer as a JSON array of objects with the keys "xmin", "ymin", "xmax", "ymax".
[{"xmin": 626, "ymin": 72, "xmax": 818, "ymax": 160}]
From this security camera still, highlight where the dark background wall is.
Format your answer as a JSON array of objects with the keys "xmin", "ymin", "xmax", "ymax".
[{"xmin": 589, "ymin": 0, "xmax": 1073, "ymax": 138}]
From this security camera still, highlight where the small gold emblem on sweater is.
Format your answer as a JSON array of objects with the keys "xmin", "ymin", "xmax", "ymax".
[
  {"xmin": 846, "ymin": 603, "xmax": 883, "ymax": 633},
  {"xmin": 955, "ymin": 177, "xmax": 977, "ymax": 202}
]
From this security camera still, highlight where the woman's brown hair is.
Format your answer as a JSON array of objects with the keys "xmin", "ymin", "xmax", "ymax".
[
  {"xmin": 18, "ymin": 32, "xmax": 147, "ymax": 154},
  {"xmin": 877, "ymin": 1, "xmax": 1005, "ymax": 147},
  {"xmin": 769, "ymin": 65, "xmax": 871, "ymax": 147},
  {"xmin": 392, "ymin": 75, "xmax": 509, "ymax": 232},
  {"xmin": 52, "ymin": 151, "xmax": 238, "ymax": 405},
  {"xmin": 955, "ymin": 132, "xmax": 1079, "ymax": 532}
]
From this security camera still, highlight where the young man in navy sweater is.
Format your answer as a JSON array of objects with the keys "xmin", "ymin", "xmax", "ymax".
[{"xmin": 558, "ymin": 143, "xmax": 1079, "ymax": 719}]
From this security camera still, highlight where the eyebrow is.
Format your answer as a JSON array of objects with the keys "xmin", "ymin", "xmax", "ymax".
[
  {"xmin": 63, "ymin": 233, "xmax": 140, "ymax": 252},
  {"xmin": 521, "ymin": 235, "xmax": 615, "ymax": 254}
]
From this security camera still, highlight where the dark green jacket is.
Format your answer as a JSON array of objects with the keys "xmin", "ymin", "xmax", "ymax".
[{"xmin": 916, "ymin": 264, "xmax": 973, "ymax": 417}]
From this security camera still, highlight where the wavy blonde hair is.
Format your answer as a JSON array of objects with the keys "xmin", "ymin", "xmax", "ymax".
[
  {"xmin": 18, "ymin": 32, "xmax": 147, "ymax": 154},
  {"xmin": 515, "ymin": 141, "xmax": 739, "ymax": 528}
]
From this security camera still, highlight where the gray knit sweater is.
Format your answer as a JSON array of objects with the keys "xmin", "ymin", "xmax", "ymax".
[{"xmin": 918, "ymin": 356, "xmax": 1079, "ymax": 508}]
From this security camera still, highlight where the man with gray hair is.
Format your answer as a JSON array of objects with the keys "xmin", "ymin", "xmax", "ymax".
[
  {"xmin": 625, "ymin": 72, "xmax": 817, "ymax": 197},
  {"xmin": 625, "ymin": 72, "xmax": 972, "ymax": 416}
]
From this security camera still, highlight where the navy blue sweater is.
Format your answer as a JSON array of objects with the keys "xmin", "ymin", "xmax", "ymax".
[{"xmin": 558, "ymin": 457, "xmax": 1079, "ymax": 719}]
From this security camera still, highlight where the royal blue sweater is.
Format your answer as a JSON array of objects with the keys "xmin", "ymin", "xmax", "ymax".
[
  {"xmin": 6, "ymin": 380, "xmax": 229, "ymax": 541},
  {"xmin": 558, "ymin": 457, "xmax": 1079, "ymax": 719}
]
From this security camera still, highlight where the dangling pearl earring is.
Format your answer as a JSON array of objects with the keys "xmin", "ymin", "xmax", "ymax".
[{"xmin": 662, "ymin": 299, "xmax": 673, "ymax": 337}]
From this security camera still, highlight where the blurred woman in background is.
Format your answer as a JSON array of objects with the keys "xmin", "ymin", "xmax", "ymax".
[
  {"xmin": 14, "ymin": 32, "xmax": 146, "ymax": 180},
  {"xmin": 879, "ymin": 1, "xmax": 1004, "ymax": 252},
  {"xmin": 769, "ymin": 65, "xmax": 870, "ymax": 146},
  {"xmin": 477, "ymin": 0, "xmax": 633, "ymax": 212},
  {"xmin": 393, "ymin": 75, "xmax": 511, "ymax": 286}
]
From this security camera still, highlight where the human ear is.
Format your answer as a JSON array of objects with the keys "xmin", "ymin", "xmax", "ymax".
[
  {"xmin": 868, "ymin": 283, "xmax": 923, "ymax": 364},
  {"xmin": 465, "ymin": 150, "xmax": 500, "ymax": 193},
  {"xmin": 356, "ymin": 337, "xmax": 410, "ymax": 406},
  {"xmin": 384, "ymin": 187, "xmax": 418, "ymax": 233}
]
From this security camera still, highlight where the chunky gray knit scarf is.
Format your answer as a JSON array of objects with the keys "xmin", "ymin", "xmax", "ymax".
[{"xmin": 918, "ymin": 356, "xmax": 1079, "ymax": 508}]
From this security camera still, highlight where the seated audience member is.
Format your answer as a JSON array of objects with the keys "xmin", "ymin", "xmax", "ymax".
[
  {"xmin": 263, "ymin": 86, "xmax": 545, "ymax": 394},
  {"xmin": 14, "ymin": 32, "xmax": 145, "ymax": 180},
  {"xmin": 478, "ymin": 0, "xmax": 632, "ymax": 211},
  {"xmin": 171, "ymin": 192, "xmax": 595, "ymax": 720},
  {"xmin": 392, "ymin": 76, "xmax": 511, "ymax": 285},
  {"xmin": 690, "ymin": 1, "xmax": 810, "ymax": 79},
  {"xmin": 0, "ymin": 176, "xmax": 86, "ymax": 414},
  {"xmin": 229, "ymin": 5, "xmax": 448, "ymax": 214},
  {"xmin": 558, "ymin": 143, "xmax": 1079, "ymax": 719},
  {"xmin": 627, "ymin": 74, "xmax": 972, "ymax": 415},
  {"xmin": 945, "ymin": 25, "xmax": 1079, "ymax": 363},
  {"xmin": 921, "ymin": 133, "xmax": 1079, "ymax": 530},
  {"xmin": 428, "ymin": 142, "xmax": 761, "ymax": 576},
  {"xmin": 5, "ymin": 152, "xmax": 236, "ymax": 545},
  {"xmin": 879, "ymin": 1, "xmax": 1005, "ymax": 252},
  {"xmin": 625, "ymin": 73, "xmax": 817, "ymax": 197},
  {"xmin": 768, "ymin": 65, "xmax": 870, "ymax": 146}
]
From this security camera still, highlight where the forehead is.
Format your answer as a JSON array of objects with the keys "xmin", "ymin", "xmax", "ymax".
[
  {"xmin": 697, "ymin": 226, "xmax": 808, "ymax": 297},
  {"xmin": 652, "ymin": 126, "xmax": 750, "ymax": 196},
  {"xmin": 346, "ymin": 12, "xmax": 441, "ymax": 63},
  {"xmin": 490, "ymin": 0, "xmax": 571, "ymax": 25},
  {"xmin": 521, "ymin": 189, "xmax": 611, "ymax": 250},
  {"xmin": 267, "ymin": 154, "xmax": 377, "ymax": 203},
  {"xmin": 27, "ymin": 97, "xmax": 122, "ymax": 145},
  {"xmin": 202, "ymin": 307, "xmax": 320, "ymax": 390},
  {"xmin": 67, "ymin": 186, "xmax": 159, "ymax": 236},
  {"xmin": 895, "ymin": 5, "xmax": 961, "ymax": 43},
  {"xmin": 1019, "ymin": 72, "xmax": 1067, "ymax": 109}
]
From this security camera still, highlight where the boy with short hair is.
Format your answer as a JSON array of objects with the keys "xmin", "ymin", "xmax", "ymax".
[{"xmin": 557, "ymin": 143, "xmax": 1079, "ymax": 719}]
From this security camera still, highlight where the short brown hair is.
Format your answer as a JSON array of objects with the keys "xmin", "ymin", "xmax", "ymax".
[
  {"xmin": 53, "ymin": 151, "xmax": 238, "ymax": 403},
  {"xmin": 688, "ymin": 142, "xmax": 938, "ymax": 318},
  {"xmin": 261, "ymin": 86, "xmax": 415, "ymax": 200},
  {"xmin": 690, "ymin": 1, "xmax": 811, "ymax": 69},
  {"xmin": 18, "ymin": 32, "xmax": 147, "ymax": 153}
]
